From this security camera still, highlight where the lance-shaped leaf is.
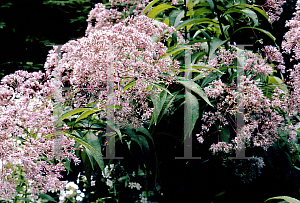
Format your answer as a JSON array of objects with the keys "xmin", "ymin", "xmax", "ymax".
[
  {"xmin": 175, "ymin": 18, "xmax": 219, "ymax": 31},
  {"xmin": 64, "ymin": 131, "xmax": 101, "ymax": 156},
  {"xmin": 147, "ymin": 4, "xmax": 176, "ymax": 19},
  {"xmin": 106, "ymin": 119, "xmax": 123, "ymax": 141},
  {"xmin": 57, "ymin": 108, "xmax": 90, "ymax": 123},
  {"xmin": 136, "ymin": 126, "xmax": 155, "ymax": 148},
  {"xmin": 232, "ymin": 27, "xmax": 276, "ymax": 44},
  {"xmin": 149, "ymin": 89, "xmax": 168, "ymax": 127},
  {"xmin": 223, "ymin": 8, "xmax": 258, "ymax": 27},
  {"xmin": 149, "ymin": 82, "xmax": 173, "ymax": 96},
  {"xmin": 122, "ymin": 78, "xmax": 137, "ymax": 91},
  {"xmin": 184, "ymin": 91, "xmax": 199, "ymax": 140},
  {"xmin": 157, "ymin": 90, "xmax": 180, "ymax": 125},
  {"xmin": 176, "ymin": 80, "xmax": 213, "ymax": 107},
  {"xmin": 267, "ymin": 76, "xmax": 288, "ymax": 93},
  {"xmin": 84, "ymin": 131, "xmax": 105, "ymax": 171},
  {"xmin": 236, "ymin": 4, "xmax": 269, "ymax": 21},
  {"xmin": 124, "ymin": 127, "xmax": 150, "ymax": 156},
  {"xmin": 164, "ymin": 45, "xmax": 193, "ymax": 59},
  {"xmin": 75, "ymin": 108, "xmax": 100, "ymax": 123},
  {"xmin": 209, "ymin": 37, "xmax": 229, "ymax": 60},
  {"xmin": 142, "ymin": 0, "xmax": 160, "ymax": 15},
  {"xmin": 169, "ymin": 10, "xmax": 185, "ymax": 27},
  {"xmin": 190, "ymin": 64, "xmax": 223, "ymax": 74}
]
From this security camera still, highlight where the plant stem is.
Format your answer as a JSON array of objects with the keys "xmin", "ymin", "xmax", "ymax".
[{"xmin": 212, "ymin": 0, "xmax": 226, "ymax": 42}]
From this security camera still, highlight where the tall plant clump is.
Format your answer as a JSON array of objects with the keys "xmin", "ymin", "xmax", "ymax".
[
  {"xmin": 44, "ymin": 3, "xmax": 180, "ymax": 130},
  {"xmin": 0, "ymin": 70, "xmax": 81, "ymax": 201}
]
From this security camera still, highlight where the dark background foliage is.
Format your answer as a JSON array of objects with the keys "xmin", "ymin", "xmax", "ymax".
[{"xmin": 0, "ymin": 0, "xmax": 103, "ymax": 81}]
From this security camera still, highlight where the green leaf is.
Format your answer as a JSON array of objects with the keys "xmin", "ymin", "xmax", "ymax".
[
  {"xmin": 176, "ymin": 80, "xmax": 213, "ymax": 107},
  {"xmin": 147, "ymin": 4, "xmax": 176, "ymax": 19},
  {"xmin": 241, "ymin": 9, "xmax": 259, "ymax": 26},
  {"xmin": 75, "ymin": 109, "xmax": 99, "ymax": 123},
  {"xmin": 209, "ymin": 37, "xmax": 229, "ymax": 60},
  {"xmin": 136, "ymin": 127, "xmax": 155, "ymax": 147},
  {"xmin": 157, "ymin": 90, "xmax": 180, "ymax": 125},
  {"xmin": 85, "ymin": 147, "xmax": 96, "ymax": 170},
  {"xmin": 163, "ymin": 17, "xmax": 169, "ymax": 26},
  {"xmin": 142, "ymin": 0, "xmax": 160, "ymax": 15},
  {"xmin": 192, "ymin": 74, "xmax": 206, "ymax": 82},
  {"xmin": 177, "ymin": 68, "xmax": 207, "ymax": 74},
  {"xmin": 169, "ymin": 10, "xmax": 185, "ymax": 27},
  {"xmin": 206, "ymin": 0, "xmax": 214, "ymax": 11},
  {"xmin": 187, "ymin": 0, "xmax": 193, "ymax": 10},
  {"xmin": 63, "ymin": 158, "xmax": 72, "ymax": 175},
  {"xmin": 237, "ymin": 4, "xmax": 269, "ymax": 21},
  {"xmin": 39, "ymin": 193, "xmax": 57, "ymax": 202},
  {"xmin": 63, "ymin": 132, "xmax": 103, "ymax": 160},
  {"xmin": 57, "ymin": 108, "xmax": 91, "ymax": 123},
  {"xmin": 223, "ymin": 8, "xmax": 258, "ymax": 27},
  {"xmin": 149, "ymin": 90, "xmax": 168, "ymax": 126},
  {"xmin": 125, "ymin": 127, "xmax": 150, "ymax": 156},
  {"xmin": 146, "ymin": 84, "xmax": 154, "ymax": 92},
  {"xmin": 91, "ymin": 112, "xmax": 101, "ymax": 120},
  {"xmin": 84, "ymin": 131, "xmax": 105, "ymax": 171},
  {"xmin": 123, "ymin": 78, "xmax": 137, "ymax": 91},
  {"xmin": 175, "ymin": 18, "xmax": 219, "ymax": 31},
  {"xmin": 150, "ymin": 82, "xmax": 173, "ymax": 96},
  {"xmin": 267, "ymin": 76, "xmax": 288, "ymax": 92},
  {"xmin": 265, "ymin": 196, "xmax": 300, "ymax": 203},
  {"xmin": 184, "ymin": 91, "xmax": 199, "ymax": 140},
  {"xmin": 190, "ymin": 64, "xmax": 223, "ymax": 74},
  {"xmin": 164, "ymin": 45, "xmax": 193, "ymax": 59},
  {"xmin": 194, "ymin": 8, "xmax": 212, "ymax": 18},
  {"xmin": 193, "ymin": 29, "xmax": 211, "ymax": 40},
  {"xmin": 16, "ymin": 197, "xmax": 32, "ymax": 201},
  {"xmin": 232, "ymin": 27, "xmax": 276, "ymax": 44},
  {"xmin": 106, "ymin": 119, "xmax": 123, "ymax": 141}
]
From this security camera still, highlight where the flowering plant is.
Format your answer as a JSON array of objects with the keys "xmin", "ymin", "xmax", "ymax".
[
  {"xmin": 0, "ymin": 70, "xmax": 81, "ymax": 201},
  {"xmin": 2, "ymin": 0, "xmax": 300, "ymax": 202}
]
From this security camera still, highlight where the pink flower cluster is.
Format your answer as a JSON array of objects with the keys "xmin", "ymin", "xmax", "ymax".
[
  {"xmin": 243, "ymin": 51, "xmax": 273, "ymax": 76},
  {"xmin": 204, "ymin": 79, "xmax": 225, "ymax": 99},
  {"xmin": 209, "ymin": 142, "xmax": 233, "ymax": 154},
  {"xmin": 264, "ymin": 0, "xmax": 286, "ymax": 23},
  {"xmin": 262, "ymin": 45, "xmax": 286, "ymax": 73},
  {"xmin": 44, "ymin": 3, "xmax": 180, "ymax": 129},
  {"xmin": 283, "ymin": 0, "xmax": 300, "ymax": 120},
  {"xmin": 198, "ymin": 59, "xmax": 294, "ymax": 153},
  {"xmin": 197, "ymin": 43, "xmax": 238, "ymax": 77},
  {"xmin": 0, "ymin": 70, "xmax": 80, "ymax": 200},
  {"xmin": 282, "ymin": 0, "xmax": 300, "ymax": 61}
]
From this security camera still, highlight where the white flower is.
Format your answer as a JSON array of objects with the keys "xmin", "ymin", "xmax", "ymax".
[
  {"xmin": 80, "ymin": 193, "xmax": 85, "ymax": 197},
  {"xmin": 128, "ymin": 182, "xmax": 135, "ymax": 189},
  {"xmin": 66, "ymin": 181, "xmax": 78, "ymax": 190},
  {"xmin": 91, "ymin": 180, "xmax": 96, "ymax": 186},
  {"xmin": 141, "ymin": 197, "xmax": 147, "ymax": 203},
  {"xmin": 66, "ymin": 190, "xmax": 73, "ymax": 196},
  {"xmin": 106, "ymin": 179, "xmax": 113, "ymax": 188},
  {"xmin": 110, "ymin": 164, "xmax": 114, "ymax": 170},
  {"xmin": 76, "ymin": 196, "xmax": 83, "ymax": 202},
  {"xmin": 59, "ymin": 195, "xmax": 65, "ymax": 201},
  {"xmin": 136, "ymin": 183, "xmax": 142, "ymax": 190}
]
